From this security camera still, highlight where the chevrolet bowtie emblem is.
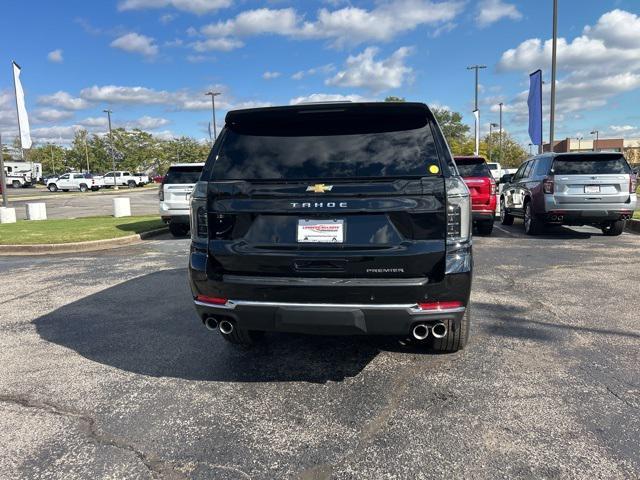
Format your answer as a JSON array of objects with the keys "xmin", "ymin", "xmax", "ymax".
[{"xmin": 306, "ymin": 184, "xmax": 333, "ymax": 193}]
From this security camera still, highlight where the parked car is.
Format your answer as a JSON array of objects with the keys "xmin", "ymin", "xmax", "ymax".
[
  {"xmin": 102, "ymin": 171, "xmax": 146, "ymax": 188},
  {"xmin": 486, "ymin": 162, "xmax": 502, "ymax": 182},
  {"xmin": 47, "ymin": 173, "xmax": 104, "ymax": 192},
  {"xmin": 454, "ymin": 156, "xmax": 497, "ymax": 235},
  {"xmin": 159, "ymin": 163, "xmax": 205, "ymax": 237},
  {"xmin": 188, "ymin": 102, "xmax": 472, "ymax": 351},
  {"xmin": 133, "ymin": 172, "xmax": 150, "ymax": 185},
  {"xmin": 153, "ymin": 174, "xmax": 165, "ymax": 184},
  {"xmin": 500, "ymin": 152, "xmax": 637, "ymax": 236}
]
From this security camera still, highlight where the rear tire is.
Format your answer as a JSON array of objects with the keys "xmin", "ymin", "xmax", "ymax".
[
  {"xmin": 523, "ymin": 201, "xmax": 543, "ymax": 235},
  {"xmin": 12, "ymin": 180, "xmax": 21, "ymax": 189},
  {"xmin": 431, "ymin": 306, "xmax": 470, "ymax": 353},
  {"xmin": 48, "ymin": 184, "xmax": 58, "ymax": 192},
  {"xmin": 601, "ymin": 220, "xmax": 625, "ymax": 236},
  {"xmin": 79, "ymin": 184, "xmax": 88, "ymax": 192},
  {"xmin": 127, "ymin": 180, "xmax": 136, "ymax": 188},
  {"xmin": 476, "ymin": 219, "xmax": 494, "ymax": 236},
  {"xmin": 500, "ymin": 197, "xmax": 514, "ymax": 225},
  {"xmin": 168, "ymin": 222, "xmax": 189, "ymax": 237},
  {"xmin": 221, "ymin": 328, "xmax": 264, "ymax": 346}
]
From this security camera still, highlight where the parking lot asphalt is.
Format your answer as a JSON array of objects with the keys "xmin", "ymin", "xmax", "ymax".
[
  {"xmin": 4, "ymin": 187, "xmax": 159, "ymax": 219},
  {"xmin": 1, "ymin": 222, "xmax": 639, "ymax": 479}
]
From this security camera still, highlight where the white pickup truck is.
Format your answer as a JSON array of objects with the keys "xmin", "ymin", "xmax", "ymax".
[
  {"xmin": 47, "ymin": 173, "xmax": 104, "ymax": 192},
  {"xmin": 102, "ymin": 171, "xmax": 148, "ymax": 188}
]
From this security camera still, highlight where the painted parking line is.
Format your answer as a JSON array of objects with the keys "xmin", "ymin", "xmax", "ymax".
[{"xmin": 493, "ymin": 224, "xmax": 519, "ymax": 237}]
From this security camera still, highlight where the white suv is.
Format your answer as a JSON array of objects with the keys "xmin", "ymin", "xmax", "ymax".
[{"xmin": 159, "ymin": 163, "xmax": 205, "ymax": 236}]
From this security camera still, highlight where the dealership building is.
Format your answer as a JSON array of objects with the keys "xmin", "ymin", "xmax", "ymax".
[{"xmin": 544, "ymin": 137, "xmax": 640, "ymax": 163}]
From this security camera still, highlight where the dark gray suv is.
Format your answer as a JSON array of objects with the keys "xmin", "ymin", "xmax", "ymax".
[{"xmin": 500, "ymin": 152, "xmax": 637, "ymax": 235}]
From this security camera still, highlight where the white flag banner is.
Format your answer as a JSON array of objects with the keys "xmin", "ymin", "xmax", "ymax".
[
  {"xmin": 12, "ymin": 62, "xmax": 32, "ymax": 149},
  {"xmin": 473, "ymin": 110, "xmax": 480, "ymax": 155}
]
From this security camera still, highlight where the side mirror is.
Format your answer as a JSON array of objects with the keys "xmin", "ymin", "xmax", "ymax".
[{"xmin": 500, "ymin": 174, "xmax": 513, "ymax": 184}]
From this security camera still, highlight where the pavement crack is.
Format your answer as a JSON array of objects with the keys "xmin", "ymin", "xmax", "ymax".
[{"xmin": 0, "ymin": 394, "xmax": 186, "ymax": 479}]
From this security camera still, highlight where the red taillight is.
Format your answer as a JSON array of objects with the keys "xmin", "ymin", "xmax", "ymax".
[
  {"xmin": 543, "ymin": 176, "xmax": 554, "ymax": 194},
  {"xmin": 630, "ymin": 174, "xmax": 637, "ymax": 194},
  {"xmin": 490, "ymin": 181, "xmax": 496, "ymax": 195},
  {"xmin": 196, "ymin": 295, "xmax": 228, "ymax": 305},
  {"xmin": 417, "ymin": 301, "xmax": 463, "ymax": 311}
]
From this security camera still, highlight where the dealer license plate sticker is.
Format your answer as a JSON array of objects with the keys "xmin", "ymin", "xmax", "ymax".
[
  {"xmin": 297, "ymin": 219, "xmax": 344, "ymax": 243},
  {"xmin": 584, "ymin": 185, "xmax": 600, "ymax": 194}
]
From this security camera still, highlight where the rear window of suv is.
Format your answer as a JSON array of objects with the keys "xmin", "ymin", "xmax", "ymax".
[
  {"xmin": 164, "ymin": 166, "xmax": 203, "ymax": 184},
  {"xmin": 213, "ymin": 111, "xmax": 441, "ymax": 181},
  {"xmin": 455, "ymin": 158, "xmax": 492, "ymax": 177},
  {"xmin": 552, "ymin": 154, "xmax": 630, "ymax": 175}
]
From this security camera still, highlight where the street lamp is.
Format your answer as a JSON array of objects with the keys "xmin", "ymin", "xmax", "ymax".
[
  {"xmin": 205, "ymin": 91, "xmax": 221, "ymax": 142},
  {"xmin": 590, "ymin": 130, "xmax": 599, "ymax": 151},
  {"xmin": 498, "ymin": 102, "xmax": 504, "ymax": 163},
  {"xmin": 576, "ymin": 135, "xmax": 583, "ymax": 151},
  {"xmin": 528, "ymin": 143, "xmax": 534, "ymax": 156},
  {"xmin": 549, "ymin": 0, "xmax": 559, "ymax": 151},
  {"xmin": 467, "ymin": 65, "xmax": 487, "ymax": 155},
  {"xmin": 103, "ymin": 109, "xmax": 118, "ymax": 190},
  {"xmin": 489, "ymin": 123, "xmax": 499, "ymax": 162}
]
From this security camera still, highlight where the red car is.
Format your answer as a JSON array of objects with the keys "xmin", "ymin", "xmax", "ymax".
[{"xmin": 454, "ymin": 156, "xmax": 497, "ymax": 235}]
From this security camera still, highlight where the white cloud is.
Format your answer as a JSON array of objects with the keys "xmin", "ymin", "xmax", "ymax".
[
  {"xmin": 190, "ymin": 37, "xmax": 244, "ymax": 52},
  {"xmin": 38, "ymin": 91, "xmax": 89, "ymax": 110},
  {"xmin": 609, "ymin": 125, "xmax": 636, "ymax": 133},
  {"xmin": 186, "ymin": 54, "xmax": 216, "ymax": 63},
  {"xmin": 476, "ymin": 0, "xmax": 522, "ymax": 28},
  {"xmin": 326, "ymin": 47, "xmax": 413, "ymax": 92},
  {"xmin": 118, "ymin": 0, "xmax": 231, "ymax": 15},
  {"xmin": 291, "ymin": 64, "xmax": 335, "ymax": 80},
  {"xmin": 47, "ymin": 49, "xmax": 64, "ymax": 63},
  {"xmin": 33, "ymin": 109, "xmax": 74, "ymax": 123},
  {"xmin": 159, "ymin": 14, "xmax": 176, "ymax": 24},
  {"xmin": 80, "ymin": 85, "xmax": 171, "ymax": 104},
  {"xmin": 289, "ymin": 93, "xmax": 371, "ymax": 105},
  {"xmin": 196, "ymin": 1, "xmax": 465, "ymax": 50},
  {"xmin": 262, "ymin": 71, "xmax": 281, "ymax": 80},
  {"xmin": 128, "ymin": 115, "xmax": 170, "ymax": 130},
  {"xmin": 111, "ymin": 33, "xmax": 159, "ymax": 57},
  {"xmin": 497, "ymin": 9, "xmax": 640, "ymax": 127}
]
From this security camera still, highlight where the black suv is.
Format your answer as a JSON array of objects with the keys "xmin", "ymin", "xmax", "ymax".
[{"xmin": 188, "ymin": 102, "xmax": 473, "ymax": 352}]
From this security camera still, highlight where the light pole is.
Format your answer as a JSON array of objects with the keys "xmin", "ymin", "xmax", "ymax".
[
  {"xmin": 205, "ymin": 91, "xmax": 221, "ymax": 142},
  {"xmin": 467, "ymin": 65, "xmax": 486, "ymax": 155},
  {"xmin": 528, "ymin": 143, "xmax": 534, "ymax": 156},
  {"xmin": 0, "ymin": 133, "xmax": 8, "ymax": 208},
  {"xmin": 549, "ymin": 0, "xmax": 559, "ymax": 151},
  {"xmin": 576, "ymin": 135, "xmax": 583, "ymax": 151},
  {"xmin": 50, "ymin": 144, "xmax": 56, "ymax": 176},
  {"xmin": 590, "ymin": 130, "xmax": 599, "ymax": 151},
  {"xmin": 489, "ymin": 123, "xmax": 499, "ymax": 161},
  {"xmin": 103, "ymin": 109, "xmax": 118, "ymax": 190},
  {"xmin": 84, "ymin": 134, "xmax": 90, "ymax": 173},
  {"xmin": 499, "ymin": 102, "xmax": 504, "ymax": 163}
]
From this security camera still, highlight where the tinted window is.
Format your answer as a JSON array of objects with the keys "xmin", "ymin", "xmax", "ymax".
[
  {"xmin": 513, "ymin": 162, "xmax": 527, "ymax": 181},
  {"xmin": 213, "ymin": 118, "xmax": 440, "ymax": 181},
  {"xmin": 487, "ymin": 164, "xmax": 498, "ymax": 170},
  {"xmin": 164, "ymin": 166, "xmax": 203, "ymax": 184},
  {"xmin": 552, "ymin": 154, "xmax": 630, "ymax": 175},
  {"xmin": 534, "ymin": 157, "xmax": 552, "ymax": 176},
  {"xmin": 523, "ymin": 161, "xmax": 534, "ymax": 178},
  {"xmin": 456, "ymin": 159, "xmax": 492, "ymax": 177}
]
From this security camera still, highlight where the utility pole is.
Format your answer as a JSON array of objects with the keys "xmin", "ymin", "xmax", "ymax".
[
  {"xmin": 591, "ymin": 130, "xmax": 599, "ymax": 151},
  {"xmin": 467, "ymin": 65, "xmax": 486, "ymax": 155},
  {"xmin": 576, "ymin": 136, "xmax": 583, "ymax": 151},
  {"xmin": 499, "ymin": 102, "xmax": 504, "ymax": 163},
  {"xmin": 103, "ymin": 109, "xmax": 118, "ymax": 190},
  {"xmin": 50, "ymin": 144, "xmax": 56, "ymax": 176},
  {"xmin": 0, "ymin": 133, "xmax": 8, "ymax": 208},
  {"xmin": 489, "ymin": 123, "xmax": 498, "ymax": 161},
  {"xmin": 549, "ymin": 0, "xmax": 559, "ymax": 152},
  {"xmin": 205, "ymin": 91, "xmax": 221, "ymax": 142}
]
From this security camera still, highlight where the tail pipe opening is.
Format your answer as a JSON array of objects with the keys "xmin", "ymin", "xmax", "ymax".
[
  {"xmin": 431, "ymin": 322, "xmax": 448, "ymax": 339},
  {"xmin": 412, "ymin": 324, "xmax": 429, "ymax": 341},
  {"xmin": 219, "ymin": 320, "xmax": 234, "ymax": 335},
  {"xmin": 204, "ymin": 317, "xmax": 219, "ymax": 331}
]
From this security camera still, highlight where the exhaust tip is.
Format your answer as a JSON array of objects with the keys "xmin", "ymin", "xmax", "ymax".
[
  {"xmin": 204, "ymin": 317, "xmax": 218, "ymax": 331},
  {"xmin": 431, "ymin": 322, "xmax": 448, "ymax": 339},
  {"xmin": 412, "ymin": 324, "xmax": 429, "ymax": 341},
  {"xmin": 219, "ymin": 320, "xmax": 234, "ymax": 335}
]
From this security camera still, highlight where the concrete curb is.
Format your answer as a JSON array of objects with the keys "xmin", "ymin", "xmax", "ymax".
[
  {"xmin": 625, "ymin": 219, "xmax": 640, "ymax": 234},
  {"xmin": 0, "ymin": 227, "xmax": 169, "ymax": 256}
]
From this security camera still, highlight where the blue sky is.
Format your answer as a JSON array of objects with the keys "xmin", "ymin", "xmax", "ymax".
[{"xmin": 1, "ymin": 0, "xmax": 639, "ymax": 146}]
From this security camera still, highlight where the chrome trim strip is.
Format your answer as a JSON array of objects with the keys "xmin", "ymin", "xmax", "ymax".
[
  {"xmin": 222, "ymin": 275, "xmax": 429, "ymax": 287},
  {"xmin": 195, "ymin": 299, "xmax": 465, "ymax": 316}
]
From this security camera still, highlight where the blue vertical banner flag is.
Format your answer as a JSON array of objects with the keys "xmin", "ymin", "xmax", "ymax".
[{"xmin": 528, "ymin": 69, "xmax": 543, "ymax": 147}]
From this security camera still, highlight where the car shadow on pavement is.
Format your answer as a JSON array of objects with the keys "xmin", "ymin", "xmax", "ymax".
[
  {"xmin": 474, "ymin": 301, "xmax": 640, "ymax": 341},
  {"xmin": 32, "ymin": 268, "xmax": 406, "ymax": 384}
]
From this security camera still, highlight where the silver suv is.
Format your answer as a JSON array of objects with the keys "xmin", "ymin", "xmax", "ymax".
[{"xmin": 500, "ymin": 152, "xmax": 637, "ymax": 236}]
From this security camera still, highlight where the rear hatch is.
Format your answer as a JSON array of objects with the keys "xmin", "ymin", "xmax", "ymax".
[
  {"xmin": 205, "ymin": 104, "xmax": 448, "ymax": 294},
  {"xmin": 551, "ymin": 154, "xmax": 631, "ymax": 206},
  {"xmin": 455, "ymin": 157, "xmax": 495, "ymax": 210},
  {"xmin": 162, "ymin": 165, "xmax": 203, "ymax": 210}
]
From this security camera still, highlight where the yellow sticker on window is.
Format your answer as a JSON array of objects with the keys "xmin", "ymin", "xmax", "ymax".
[{"xmin": 429, "ymin": 165, "xmax": 440, "ymax": 174}]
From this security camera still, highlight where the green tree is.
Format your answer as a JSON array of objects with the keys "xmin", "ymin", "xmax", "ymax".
[
  {"xmin": 432, "ymin": 108, "xmax": 470, "ymax": 147},
  {"xmin": 480, "ymin": 131, "xmax": 527, "ymax": 168}
]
